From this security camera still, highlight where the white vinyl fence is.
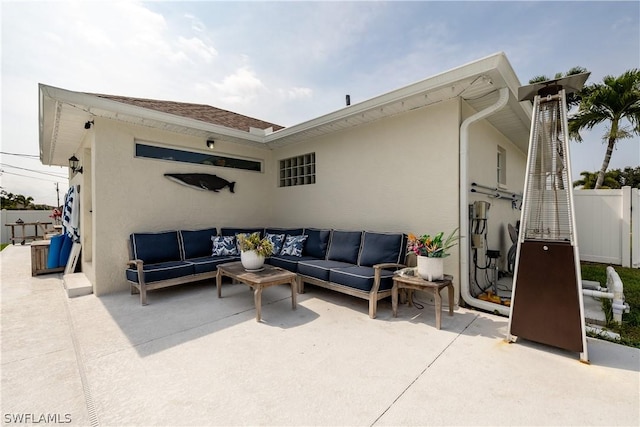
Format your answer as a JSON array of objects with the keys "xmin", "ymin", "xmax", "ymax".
[
  {"xmin": 574, "ymin": 186, "xmax": 639, "ymax": 268},
  {"xmin": 1, "ymin": 209, "xmax": 55, "ymax": 245}
]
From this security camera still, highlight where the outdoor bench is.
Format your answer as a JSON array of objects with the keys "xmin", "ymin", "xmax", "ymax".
[{"xmin": 126, "ymin": 227, "xmax": 407, "ymax": 316}]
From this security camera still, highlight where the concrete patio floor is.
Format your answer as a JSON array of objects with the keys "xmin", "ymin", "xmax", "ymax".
[{"xmin": 1, "ymin": 244, "xmax": 639, "ymax": 426}]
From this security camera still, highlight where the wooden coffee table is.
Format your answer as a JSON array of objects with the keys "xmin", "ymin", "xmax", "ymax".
[
  {"xmin": 216, "ymin": 262, "xmax": 298, "ymax": 322},
  {"xmin": 392, "ymin": 273, "xmax": 454, "ymax": 329}
]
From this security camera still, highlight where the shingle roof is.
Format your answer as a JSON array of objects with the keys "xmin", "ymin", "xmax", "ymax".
[{"xmin": 91, "ymin": 94, "xmax": 284, "ymax": 133}]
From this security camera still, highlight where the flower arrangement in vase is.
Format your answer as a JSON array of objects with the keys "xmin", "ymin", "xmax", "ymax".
[
  {"xmin": 237, "ymin": 232, "xmax": 274, "ymax": 270},
  {"xmin": 49, "ymin": 208, "xmax": 62, "ymax": 225},
  {"xmin": 407, "ymin": 228, "xmax": 459, "ymax": 280}
]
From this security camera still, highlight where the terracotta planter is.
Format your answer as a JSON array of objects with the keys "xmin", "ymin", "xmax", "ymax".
[
  {"xmin": 240, "ymin": 250, "xmax": 265, "ymax": 270},
  {"xmin": 417, "ymin": 255, "xmax": 444, "ymax": 281}
]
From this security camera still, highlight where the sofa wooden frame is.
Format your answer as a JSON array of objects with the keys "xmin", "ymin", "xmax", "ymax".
[
  {"xmin": 297, "ymin": 261, "xmax": 406, "ymax": 319},
  {"xmin": 126, "ymin": 258, "xmax": 218, "ymax": 306}
]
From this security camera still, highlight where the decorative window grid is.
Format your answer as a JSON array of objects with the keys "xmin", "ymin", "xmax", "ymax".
[{"xmin": 279, "ymin": 153, "xmax": 316, "ymax": 187}]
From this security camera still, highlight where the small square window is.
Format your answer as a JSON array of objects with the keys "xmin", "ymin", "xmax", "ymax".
[{"xmin": 279, "ymin": 153, "xmax": 315, "ymax": 187}]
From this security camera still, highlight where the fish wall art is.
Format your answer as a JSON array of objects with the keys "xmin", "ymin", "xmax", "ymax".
[{"xmin": 164, "ymin": 173, "xmax": 235, "ymax": 193}]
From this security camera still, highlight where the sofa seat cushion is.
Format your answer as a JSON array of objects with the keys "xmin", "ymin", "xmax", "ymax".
[
  {"xmin": 186, "ymin": 256, "xmax": 238, "ymax": 274},
  {"xmin": 358, "ymin": 232, "xmax": 406, "ymax": 267},
  {"xmin": 126, "ymin": 261, "xmax": 194, "ymax": 284},
  {"xmin": 130, "ymin": 231, "xmax": 181, "ymax": 264},
  {"xmin": 180, "ymin": 228, "xmax": 217, "ymax": 259},
  {"xmin": 268, "ymin": 255, "xmax": 318, "ymax": 272},
  {"xmin": 329, "ymin": 266, "xmax": 396, "ymax": 292},
  {"xmin": 298, "ymin": 260, "xmax": 355, "ymax": 282}
]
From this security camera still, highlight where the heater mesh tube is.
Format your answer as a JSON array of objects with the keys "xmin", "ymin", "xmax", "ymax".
[{"xmin": 522, "ymin": 95, "xmax": 573, "ymax": 241}]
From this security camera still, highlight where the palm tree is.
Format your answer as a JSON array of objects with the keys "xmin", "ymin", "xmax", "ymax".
[
  {"xmin": 569, "ymin": 69, "xmax": 640, "ymax": 189},
  {"xmin": 13, "ymin": 194, "xmax": 34, "ymax": 209},
  {"xmin": 572, "ymin": 170, "xmax": 619, "ymax": 189}
]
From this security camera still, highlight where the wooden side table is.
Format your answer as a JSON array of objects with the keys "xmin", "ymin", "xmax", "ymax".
[{"xmin": 392, "ymin": 273, "xmax": 454, "ymax": 329}]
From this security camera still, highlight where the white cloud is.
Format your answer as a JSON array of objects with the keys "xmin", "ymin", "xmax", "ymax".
[
  {"xmin": 184, "ymin": 13, "xmax": 206, "ymax": 32},
  {"xmin": 279, "ymin": 87, "xmax": 313, "ymax": 100},
  {"xmin": 176, "ymin": 36, "xmax": 218, "ymax": 63},
  {"xmin": 212, "ymin": 67, "xmax": 266, "ymax": 105}
]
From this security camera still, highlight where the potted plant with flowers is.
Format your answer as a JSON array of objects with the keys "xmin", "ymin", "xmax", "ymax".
[
  {"xmin": 237, "ymin": 232, "xmax": 274, "ymax": 271},
  {"xmin": 407, "ymin": 228, "xmax": 459, "ymax": 281}
]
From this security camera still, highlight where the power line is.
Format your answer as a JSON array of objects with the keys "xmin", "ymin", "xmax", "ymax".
[
  {"xmin": 0, "ymin": 151, "xmax": 40, "ymax": 159},
  {"xmin": 0, "ymin": 163, "xmax": 68, "ymax": 178},
  {"xmin": 0, "ymin": 170, "xmax": 66, "ymax": 183}
]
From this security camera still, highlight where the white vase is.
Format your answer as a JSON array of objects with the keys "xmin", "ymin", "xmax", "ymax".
[
  {"xmin": 240, "ymin": 250, "xmax": 265, "ymax": 270},
  {"xmin": 417, "ymin": 255, "xmax": 444, "ymax": 281}
]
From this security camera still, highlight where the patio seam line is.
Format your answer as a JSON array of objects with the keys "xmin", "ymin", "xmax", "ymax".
[
  {"xmin": 0, "ymin": 348, "xmax": 71, "ymax": 366},
  {"xmin": 63, "ymin": 290, "xmax": 100, "ymax": 427},
  {"xmin": 370, "ymin": 312, "xmax": 481, "ymax": 426}
]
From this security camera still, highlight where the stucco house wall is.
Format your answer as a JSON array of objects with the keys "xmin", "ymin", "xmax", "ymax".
[
  {"xmin": 271, "ymin": 99, "xmax": 460, "ymax": 231},
  {"xmin": 463, "ymin": 101, "xmax": 526, "ymax": 289},
  {"xmin": 271, "ymin": 99, "xmax": 463, "ymax": 300},
  {"xmin": 86, "ymin": 118, "xmax": 273, "ymax": 295},
  {"xmin": 78, "ymin": 97, "xmax": 524, "ymax": 302}
]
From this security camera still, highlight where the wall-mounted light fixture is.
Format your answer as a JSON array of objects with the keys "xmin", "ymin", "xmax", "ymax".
[
  {"xmin": 206, "ymin": 139, "xmax": 215, "ymax": 149},
  {"xmin": 68, "ymin": 155, "xmax": 83, "ymax": 174},
  {"xmin": 84, "ymin": 120, "xmax": 94, "ymax": 129}
]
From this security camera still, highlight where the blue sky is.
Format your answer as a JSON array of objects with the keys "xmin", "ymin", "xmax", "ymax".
[{"xmin": 2, "ymin": 1, "xmax": 639, "ymax": 206}]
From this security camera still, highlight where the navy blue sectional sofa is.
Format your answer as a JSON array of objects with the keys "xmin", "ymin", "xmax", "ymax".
[
  {"xmin": 126, "ymin": 228, "xmax": 235, "ymax": 305},
  {"xmin": 126, "ymin": 227, "xmax": 407, "ymax": 317}
]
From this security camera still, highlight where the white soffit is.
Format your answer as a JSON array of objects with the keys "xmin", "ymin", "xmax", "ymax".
[
  {"xmin": 39, "ymin": 52, "xmax": 532, "ymax": 165},
  {"xmin": 39, "ymin": 84, "xmax": 267, "ymax": 166},
  {"xmin": 265, "ymin": 52, "xmax": 531, "ymax": 150}
]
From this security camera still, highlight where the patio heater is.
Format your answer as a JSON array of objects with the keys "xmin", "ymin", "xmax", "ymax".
[{"xmin": 506, "ymin": 73, "xmax": 590, "ymax": 363}]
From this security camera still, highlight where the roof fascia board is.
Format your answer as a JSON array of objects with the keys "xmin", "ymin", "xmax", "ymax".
[
  {"xmin": 264, "ymin": 52, "xmax": 506, "ymax": 144},
  {"xmin": 39, "ymin": 84, "xmax": 265, "ymax": 144}
]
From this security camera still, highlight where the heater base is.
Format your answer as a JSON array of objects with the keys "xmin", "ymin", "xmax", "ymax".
[{"xmin": 510, "ymin": 240, "xmax": 583, "ymax": 353}]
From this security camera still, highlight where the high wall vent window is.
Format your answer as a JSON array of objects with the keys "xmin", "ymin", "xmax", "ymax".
[
  {"xmin": 135, "ymin": 143, "xmax": 262, "ymax": 172},
  {"xmin": 497, "ymin": 145, "xmax": 506, "ymax": 186},
  {"xmin": 279, "ymin": 153, "xmax": 316, "ymax": 187}
]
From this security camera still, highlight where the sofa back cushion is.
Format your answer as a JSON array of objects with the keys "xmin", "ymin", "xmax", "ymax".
[
  {"xmin": 130, "ymin": 231, "xmax": 181, "ymax": 264},
  {"xmin": 327, "ymin": 230, "xmax": 363, "ymax": 264},
  {"xmin": 220, "ymin": 227, "xmax": 264, "ymax": 237},
  {"xmin": 358, "ymin": 232, "xmax": 406, "ymax": 267},
  {"xmin": 280, "ymin": 235, "xmax": 308, "ymax": 257},
  {"xmin": 211, "ymin": 235, "xmax": 239, "ymax": 256},
  {"xmin": 179, "ymin": 228, "xmax": 217, "ymax": 259},
  {"xmin": 265, "ymin": 227, "xmax": 304, "ymax": 236},
  {"xmin": 264, "ymin": 233, "xmax": 286, "ymax": 255},
  {"xmin": 303, "ymin": 228, "xmax": 331, "ymax": 259}
]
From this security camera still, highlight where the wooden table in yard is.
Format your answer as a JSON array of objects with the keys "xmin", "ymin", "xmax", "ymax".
[
  {"xmin": 216, "ymin": 262, "xmax": 298, "ymax": 322},
  {"xmin": 5, "ymin": 222, "xmax": 52, "ymax": 245},
  {"xmin": 392, "ymin": 273, "xmax": 454, "ymax": 330}
]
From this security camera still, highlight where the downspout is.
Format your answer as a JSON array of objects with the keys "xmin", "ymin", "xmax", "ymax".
[{"xmin": 460, "ymin": 87, "xmax": 510, "ymax": 316}]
